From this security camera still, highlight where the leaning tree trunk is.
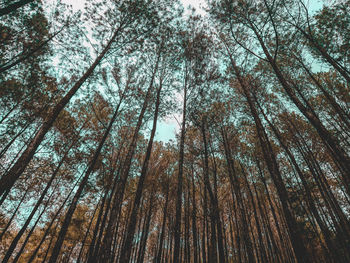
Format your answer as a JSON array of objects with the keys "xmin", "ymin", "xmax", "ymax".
[
  {"xmin": 221, "ymin": 127, "xmax": 255, "ymax": 263},
  {"xmin": 223, "ymin": 42, "xmax": 310, "ymax": 262},
  {"xmin": 119, "ymin": 81, "xmax": 163, "ymax": 262},
  {"xmin": 173, "ymin": 71, "xmax": 188, "ymax": 263},
  {"xmin": 0, "ymin": 26, "xmax": 122, "ymax": 198},
  {"xmin": 0, "ymin": 0, "xmax": 35, "ymax": 16},
  {"xmin": 155, "ymin": 182, "xmax": 169, "ymax": 263},
  {"xmin": 1, "ymin": 125, "xmax": 82, "ymax": 263},
  {"xmin": 97, "ymin": 51, "xmax": 159, "ymax": 263},
  {"xmin": 47, "ymin": 85, "xmax": 125, "ymax": 263},
  {"xmin": 248, "ymin": 22, "xmax": 350, "ymax": 188}
]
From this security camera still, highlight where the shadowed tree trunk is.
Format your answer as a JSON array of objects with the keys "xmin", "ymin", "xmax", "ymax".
[
  {"xmin": 222, "ymin": 41, "xmax": 311, "ymax": 262},
  {"xmin": 47, "ymin": 83, "xmax": 126, "ymax": 263},
  {"xmin": 0, "ymin": 26, "xmax": 123, "ymax": 199},
  {"xmin": 173, "ymin": 67, "xmax": 188, "ymax": 263},
  {"xmin": 0, "ymin": 0, "xmax": 35, "ymax": 16},
  {"xmin": 119, "ymin": 80, "xmax": 163, "ymax": 262}
]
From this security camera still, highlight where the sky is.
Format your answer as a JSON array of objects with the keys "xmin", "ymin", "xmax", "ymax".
[
  {"xmin": 62, "ymin": 0, "xmax": 206, "ymax": 13},
  {"xmin": 181, "ymin": 0, "xmax": 207, "ymax": 15},
  {"xmin": 153, "ymin": 0, "xmax": 324, "ymax": 142},
  {"xmin": 154, "ymin": 0, "xmax": 206, "ymax": 142},
  {"xmin": 56, "ymin": 0, "xmax": 206, "ymax": 142},
  {"xmin": 56, "ymin": 0, "xmax": 324, "ymax": 142}
]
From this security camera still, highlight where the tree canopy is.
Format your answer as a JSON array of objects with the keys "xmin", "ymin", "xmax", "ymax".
[{"xmin": 1, "ymin": 0, "xmax": 350, "ymax": 262}]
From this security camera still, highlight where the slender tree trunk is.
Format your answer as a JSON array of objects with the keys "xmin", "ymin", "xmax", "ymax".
[
  {"xmin": 257, "ymin": 99, "xmax": 346, "ymax": 262},
  {"xmin": 156, "ymin": 183, "xmax": 169, "ymax": 263},
  {"xmin": 200, "ymin": 118, "xmax": 218, "ymax": 263},
  {"xmin": 248, "ymin": 22, "xmax": 350, "ymax": 185},
  {"xmin": 47, "ymin": 87, "xmax": 124, "ymax": 263},
  {"xmin": 12, "ymin": 177, "xmax": 63, "ymax": 263},
  {"xmin": 221, "ymin": 127, "xmax": 255, "ymax": 263},
  {"xmin": 41, "ymin": 222, "xmax": 59, "ymax": 263},
  {"xmin": 0, "ymin": 187, "xmax": 29, "ymax": 241},
  {"xmin": 223, "ymin": 43, "xmax": 310, "ymax": 262},
  {"xmin": 0, "ymin": 122, "xmax": 30, "ymax": 159},
  {"xmin": 0, "ymin": 26, "xmax": 122, "ymax": 198},
  {"xmin": 209, "ymin": 135, "xmax": 226, "ymax": 263},
  {"xmin": 190, "ymin": 166, "xmax": 198, "ymax": 263},
  {"xmin": 2, "ymin": 130, "xmax": 80, "ymax": 263},
  {"xmin": 0, "ymin": 101, "xmax": 20, "ymax": 125},
  {"xmin": 76, "ymin": 197, "xmax": 101, "ymax": 263},
  {"xmin": 85, "ymin": 188, "xmax": 108, "ymax": 262},
  {"xmin": 201, "ymin": 185, "xmax": 207, "ymax": 263},
  {"xmin": 240, "ymin": 164, "xmax": 269, "ymax": 263},
  {"xmin": 0, "ymin": 25, "xmax": 66, "ymax": 74},
  {"xmin": 173, "ymin": 71, "xmax": 187, "ymax": 263},
  {"xmin": 98, "ymin": 53, "xmax": 159, "ymax": 262},
  {"xmin": 136, "ymin": 193, "xmax": 154, "ymax": 263},
  {"xmin": 0, "ymin": 0, "xmax": 34, "ymax": 16},
  {"xmin": 184, "ymin": 182, "xmax": 191, "ymax": 263},
  {"xmin": 87, "ymin": 144, "xmax": 126, "ymax": 262},
  {"xmin": 256, "ymin": 159, "xmax": 294, "ymax": 263},
  {"xmin": 120, "ymin": 81, "xmax": 163, "ymax": 262},
  {"xmin": 27, "ymin": 169, "xmax": 85, "ymax": 263},
  {"xmin": 253, "ymin": 182, "xmax": 282, "ymax": 263}
]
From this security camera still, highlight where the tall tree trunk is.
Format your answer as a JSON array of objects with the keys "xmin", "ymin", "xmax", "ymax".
[
  {"xmin": 248, "ymin": 22, "xmax": 350, "ymax": 185},
  {"xmin": 0, "ymin": 0, "xmax": 34, "ymax": 16},
  {"xmin": 200, "ymin": 118, "xmax": 218, "ymax": 263},
  {"xmin": 87, "ymin": 142, "xmax": 127, "ymax": 262},
  {"xmin": 1, "ymin": 129, "xmax": 80, "ymax": 263},
  {"xmin": 47, "ymin": 85, "xmax": 125, "ymax": 263},
  {"xmin": 98, "ymin": 60, "xmax": 158, "ymax": 262},
  {"xmin": 27, "ymin": 169, "xmax": 84, "ymax": 263},
  {"xmin": 76, "ymin": 197, "xmax": 101, "ymax": 263},
  {"xmin": 136, "ymin": 193, "xmax": 155, "ymax": 263},
  {"xmin": 253, "ymin": 182, "xmax": 283, "ymax": 263},
  {"xmin": 173, "ymin": 72, "xmax": 187, "ymax": 263},
  {"xmin": 86, "ymin": 188, "xmax": 109, "ymax": 262},
  {"xmin": 224, "ymin": 44, "xmax": 311, "ymax": 262},
  {"xmin": 119, "ymin": 81, "xmax": 163, "ymax": 262},
  {"xmin": 12, "ymin": 177, "xmax": 63, "ymax": 263},
  {"xmin": 221, "ymin": 127, "xmax": 255, "ymax": 263},
  {"xmin": 0, "ymin": 26, "xmax": 122, "ymax": 198},
  {"xmin": 240, "ymin": 164, "xmax": 269, "ymax": 263},
  {"xmin": 209, "ymin": 134, "xmax": 226, "ymax": 263},
  {"xmin": 190, "ymin": 166, "xmax": 199, "ymax": 263},
  {"xmin": 0, "ymin": 122, "xmax": 30, "ymax": 160},
  {"xmin": 257, "ymin": 98, "xmax": 347, "ymax": 262},
  {"xmin": 0, "ymin": 187, "xmax": 29, "ymax": 241},
  {"xmin": 156, "ymin": 183, "xmax": 169, "ymax": 263}
]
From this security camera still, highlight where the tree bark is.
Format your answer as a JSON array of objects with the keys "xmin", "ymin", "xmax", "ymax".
[
  {"xmin": 47, "ymin": 82, "xmax": 124, "ymax": 263},
  {"xmin": 119, "ymin": 81, "xmax": 163, "ymax": 262},
  {"xmin": 0, "ymin": 27, "xmax": 122, "ymax": 198},
  {"xmin": 173, "ymin": 70, "xmax": 187, "ymax": 263},
  {"xmin": 0, "ymin": 0, "xmax": 34, "ymax": 16}
]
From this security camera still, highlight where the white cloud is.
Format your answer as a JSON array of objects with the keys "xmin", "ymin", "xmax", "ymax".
[
  {"xmin": 181, "ymin": 0, "xmax": 207, "ymax": 15},
  {"xmin": 58, "ymin": 0, "xmax": 207, "ymax": 15},
  {"xmin": 60, "ymin": 0, "xmax": 86, "ymax": 11}
]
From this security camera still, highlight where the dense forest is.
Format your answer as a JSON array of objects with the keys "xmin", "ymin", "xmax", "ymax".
[{"xmin": 0, "ymin": 0, "xmax": 350, "ymax": 262}]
